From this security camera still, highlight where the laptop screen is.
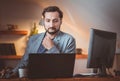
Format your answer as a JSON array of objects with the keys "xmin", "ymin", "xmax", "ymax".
[{"xmin": 28, "ymin": 53, "xmax": 75, "ymax": 78}]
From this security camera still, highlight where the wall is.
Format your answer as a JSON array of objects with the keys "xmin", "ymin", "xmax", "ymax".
[{"xmin": 0, "ymin": 0, "xmax": 42, "ymax": 55}]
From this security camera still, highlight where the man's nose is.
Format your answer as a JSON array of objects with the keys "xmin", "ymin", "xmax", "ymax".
[{"xmin": 49, "ymin": 22, "xmax": 54, "ymax": 27}]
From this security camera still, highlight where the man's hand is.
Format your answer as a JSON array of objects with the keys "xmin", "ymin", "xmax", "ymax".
[
  {"xmin": 42, "ymin": 36, "xmax": 54, "ymax": 50},
  {"xmin": 4, "ymin": 71, "xmax": 17, "ymax": 79}
]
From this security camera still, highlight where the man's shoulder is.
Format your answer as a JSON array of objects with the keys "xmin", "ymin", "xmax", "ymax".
[
  {"xmin": 29, "ymin": 32, "xmax": 45, "ymax": 40},
  {"xmin": 60, "ymin": 31, "xmax": 75, "ymax": 39}
]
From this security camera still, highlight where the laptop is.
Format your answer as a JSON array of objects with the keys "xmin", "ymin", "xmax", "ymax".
[{"xmin": 28, "ymin": 53, "xmax": 75, "ymax": 78}]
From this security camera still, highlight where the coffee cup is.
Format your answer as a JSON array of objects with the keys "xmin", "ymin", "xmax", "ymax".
[{"xmin": 18, "ymin": 68, "xmax": 28, "ymax": 78}]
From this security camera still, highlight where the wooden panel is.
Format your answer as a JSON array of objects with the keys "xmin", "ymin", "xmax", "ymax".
[
  {"xmin": 0, "ymin": 54, "xmax": 88, "ymax": 60},
  {"xmin": 0, "ymin": 77, "xmax": 120, "ymax": 81}
]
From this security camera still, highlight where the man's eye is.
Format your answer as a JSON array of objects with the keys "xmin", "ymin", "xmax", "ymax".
[
  {"xmin": 46, "ymin": 20, "xmax": 50, "ymax": 22},
  {"xmin": 53, "ymin": 20, "xmax": 58, "ymax": 22}
]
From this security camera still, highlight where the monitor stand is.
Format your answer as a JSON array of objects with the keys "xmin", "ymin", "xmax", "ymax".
[{"xmin": 93, "ymin": 66, "xmax": 113, "ymax": 77}]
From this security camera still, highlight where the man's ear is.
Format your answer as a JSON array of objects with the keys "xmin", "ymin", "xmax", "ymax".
[
  {"xmin": 39, "ymin": 18, "xmax": 44, "ymax": 26},
  {"xmin": 60, "ymin": 19, "xmax": 62, "ymax": 24}
]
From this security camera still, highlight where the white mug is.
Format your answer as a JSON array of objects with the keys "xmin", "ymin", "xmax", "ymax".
[{"xmin": 18, "ymin": 68, "xmax": 28, "ymax": 78}]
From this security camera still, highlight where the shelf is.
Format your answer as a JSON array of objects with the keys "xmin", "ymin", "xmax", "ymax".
[
  {"xmin": 0, "ymin": 55, "xmax": 22, "ymax": 60},
  {"xmin": 0, "ymin": 54, "xmax": 87, "ymax": 60},
  {"xmin": 0, "ymin": 30, "xmax": 28, "ymax": 35},
  {"xmin": 76, "ymin": 54, "xmax": 88, "ymax": 59}
]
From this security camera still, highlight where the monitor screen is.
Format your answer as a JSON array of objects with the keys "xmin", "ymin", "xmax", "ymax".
[{"xmin": 87, "ymin": 28, "xmax": 117, "ymax": 77}]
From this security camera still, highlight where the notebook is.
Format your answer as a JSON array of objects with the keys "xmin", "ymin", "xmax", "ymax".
[{"xmin": 28, "ymin": 53, "xmax": 75, "ymax": 78}]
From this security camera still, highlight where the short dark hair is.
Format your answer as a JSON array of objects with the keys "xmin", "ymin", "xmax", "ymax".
[{"xmin": 42, "ymin": 6, "xmax": 63, "ymax": 19}]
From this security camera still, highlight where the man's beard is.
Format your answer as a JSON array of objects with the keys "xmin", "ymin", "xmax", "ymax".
[{"xmin": 46, "ymin": 27, "xmax": 59, "ymax": 35}]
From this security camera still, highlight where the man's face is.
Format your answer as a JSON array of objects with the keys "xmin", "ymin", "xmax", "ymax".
[{"xmin": 43, "ymin": 11, "xmax": 62, "ymax": 35}]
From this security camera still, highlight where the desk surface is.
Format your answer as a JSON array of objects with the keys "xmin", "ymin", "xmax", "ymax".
[{"xmin": 1, "ymin": 77, "xmax": 120, "ymax": 81}]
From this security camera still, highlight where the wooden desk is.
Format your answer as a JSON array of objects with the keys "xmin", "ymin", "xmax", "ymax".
[{"xmin": 0, "ymin": 77, "xmax": 120, "ymax": 81}]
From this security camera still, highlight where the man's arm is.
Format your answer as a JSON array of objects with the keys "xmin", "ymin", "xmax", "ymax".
[{"xmin": 46, "ymin": 35, "xmax": 76, "ymax": 53}]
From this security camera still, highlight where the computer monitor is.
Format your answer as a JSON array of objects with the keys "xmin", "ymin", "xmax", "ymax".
[{"xmin": 87, "ymin": 28, "xmax": 117, "ymax": 77}]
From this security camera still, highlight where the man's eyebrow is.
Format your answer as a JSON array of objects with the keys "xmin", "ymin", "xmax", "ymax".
[{"xmin": 45, "ymin": 18, "xmax": 59, "ymax": 20}]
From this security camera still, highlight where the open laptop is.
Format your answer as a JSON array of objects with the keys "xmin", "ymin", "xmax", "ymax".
[{"xmin": 28, "ymin": 53, "xmax": 75, "ymax": 78}]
